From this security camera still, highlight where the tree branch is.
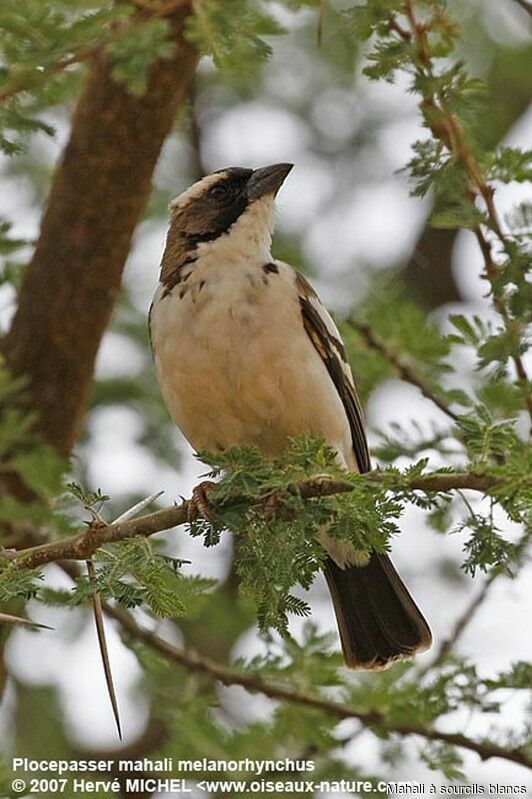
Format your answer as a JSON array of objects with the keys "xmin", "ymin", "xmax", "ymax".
[
  {"xmin": 42, "ymin": 564, "xmax": 532, "ymax": 771},
  {"xmin": 1, "ymin": 470, "xmax": 506, "ymax": 571},
  {"xmin": 104, "ymin": 603, "xmax": 532, "ymax": 771},
  {"xmin": 347, "ymin": 318, "xmax": 460, "ymax": 422},
  {"xmin": 0, "ymin": 49, "xmax": 96, "ymax": 105},
  {"xmin": 2, "ymin": 7, "xmax": 198, "ymax": 457}
]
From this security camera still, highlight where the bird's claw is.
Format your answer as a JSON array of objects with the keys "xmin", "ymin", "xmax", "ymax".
[
  {"xmin": 186, "ymin": 481, "xmax": 217, "ymax": 525},
  {"xmin": 264, "ymin": 490, "xmax": 283, "ymax": 520}
]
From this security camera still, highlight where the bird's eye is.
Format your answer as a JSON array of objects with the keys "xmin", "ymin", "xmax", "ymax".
[{"xmin": 209, "ymin": 184, "xmax": 229, "ymax": 199}]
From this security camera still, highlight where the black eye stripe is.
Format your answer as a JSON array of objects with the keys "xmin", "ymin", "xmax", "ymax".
[
  {"xmin": 209, "ymin": 183, "xmax": 229, "ymax": 198},
  {"xmin": 185, "ymin": 194, "xmax": 248, "ymax": 247}
]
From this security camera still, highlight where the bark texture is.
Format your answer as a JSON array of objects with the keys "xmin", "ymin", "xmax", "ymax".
[{"xmin": 2, "ymin": 11, "xmax": 198, "ymax": 456}]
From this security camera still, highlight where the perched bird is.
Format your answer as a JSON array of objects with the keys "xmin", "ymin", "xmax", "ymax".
[{"xmin": 149, "ymin": 163, "xmax": 432, "ymax": 669}]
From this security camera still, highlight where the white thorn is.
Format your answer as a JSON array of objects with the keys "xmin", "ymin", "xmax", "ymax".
[{"xmin": 112, "ymin": 491, "xmax": 164, "ymax": 524}]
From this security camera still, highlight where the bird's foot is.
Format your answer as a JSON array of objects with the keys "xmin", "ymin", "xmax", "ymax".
[
  {"xmin": 186, "ymin": 480, "xmax": 217, "ymax": 525},
  {"xmin": 264, "ymin": 490, "xmax": 283, "ymax": 520}
]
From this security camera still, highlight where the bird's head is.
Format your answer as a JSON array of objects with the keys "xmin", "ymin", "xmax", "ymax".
[{"xmin": 160, "ymin": 163, "xmax": 293, "ymax": 286}]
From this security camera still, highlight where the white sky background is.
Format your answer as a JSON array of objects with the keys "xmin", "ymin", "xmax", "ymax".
[{"xmin": 0, "ymin": 0, "xmax": 531, "ymax": 791}]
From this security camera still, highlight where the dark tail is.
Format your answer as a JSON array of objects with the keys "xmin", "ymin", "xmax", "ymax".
[{"xmin": 324, "ymin": 553, "xmax": 432, "ymax": 670}]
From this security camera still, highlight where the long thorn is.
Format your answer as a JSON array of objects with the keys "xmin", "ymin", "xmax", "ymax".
[
  {"xmin": 86, "ymin": 559, "xmax": 122, "ymax": 739},
  {"xmin": 112, "ymin": 491, "xmax": 165, "ymax": 525},
  {"xmin": 0, "ymin": 611, "xmax": 53, "ymax": 630}
]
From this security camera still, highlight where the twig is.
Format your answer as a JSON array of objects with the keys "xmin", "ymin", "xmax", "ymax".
[
  {"xmin": 347, "ymin": 318, "xmax": 460, "ymax": 422},
  {"xmin": 103, "ymin": 604, "xmax": 532, "ymax": 771},
  {"xmin": 0, "ymin": 49, "xmax": 96, "ymax": 105},
  {"xmin": 388, "ymin": 17, "xmax": 411, "ymax": 41},
  {"xmin": 0, "ymin": 471, "xmax": 507, "ymax": 572}
]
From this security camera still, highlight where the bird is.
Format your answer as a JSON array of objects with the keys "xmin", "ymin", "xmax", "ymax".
[{"xmin": 149, "ymin": 162, "xmax": 432, "ymax": 669}]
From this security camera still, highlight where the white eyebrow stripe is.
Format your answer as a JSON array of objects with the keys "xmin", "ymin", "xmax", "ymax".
[{"xmin": 169, "ymin": 171, "xmax": 228, "ymax": 211}]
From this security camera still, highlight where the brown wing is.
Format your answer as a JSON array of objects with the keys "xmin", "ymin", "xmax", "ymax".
[{"xmin": 296, "ymin": 272, "xmax": 371, "ymax": 474}]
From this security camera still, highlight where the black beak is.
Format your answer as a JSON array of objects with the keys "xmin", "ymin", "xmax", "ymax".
[{"xmin": 247, "ymin": 163, "xmax": 293, "ymax": 201}]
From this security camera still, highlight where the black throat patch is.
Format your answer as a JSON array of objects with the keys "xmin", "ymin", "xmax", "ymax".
[{"xmin": 159, "ymin": 168, "xmax": 252, "ymax": 294}]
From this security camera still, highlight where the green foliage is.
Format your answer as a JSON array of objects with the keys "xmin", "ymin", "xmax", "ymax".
[
  {"xmin": 0, "ymin": 98, "xmax": 55, "ymax": 156},
  {"xmin": 458, "ymin": 405, "xmax": 522, "ymax": 465},
  {"xmin": 420, "ymin": 741, "xmax": 465, "ymax": 781},
  {"xmin": 108, "ymin": 16, "xmax": 175, "ymax": 96},
  {"xmin": 487, "ymin": 147, "xmax": 532, "ymax": 184},
  {"xmin": 372, "ymin": 421, "xmax": 459, "ymax": 463},
  {"xmin": 67, "ymin": 537, "xmax": 215, "ymax": 618},
  {"xmin": 65, "ymin": 481, "xmax": 110, "ymax": 515},
  {"xmin": 0, "ymin": 216, "xmax": 30, "ymax": 292},
  {"xmin": 0, "ymin": 0, "xmax": 128, "ymax": 151},
  {"xmin": 191, "ymin": 437, "xmax": 403, "ymax": 634},
  {"xmin": 349, "ymin": 0, "xmax": 531, "ymax": 406},
  {"xmin": 458, "ymin": 511, "xmax": 520, "ymax": 577},
  {"xmin": 0, "ymin": 562, "xmax": 43, "ymax": 602},
  {"xmin": 505, "ymin": 201, "xmax": 532, "ymax": 238},
  {"xmin": 345, "ymin": 1, "xmax": 405, "ymax": 44},
  {"xmin": 186, "ymin": 0, "xmax": 284, "ymax": 75},
  {"xmin": 340, "ymin": 274, "xmax": 460, "ymax": 408}
]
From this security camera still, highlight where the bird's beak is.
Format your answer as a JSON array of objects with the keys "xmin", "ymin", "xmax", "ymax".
[{"xmin": 247, "ymin": 163, "xmax": 293, "ymax": 201}]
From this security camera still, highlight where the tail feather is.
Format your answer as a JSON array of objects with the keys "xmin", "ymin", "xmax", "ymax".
[{"xmin": 324, "ymin": 553, "xmax": 432, "ymax": 670}]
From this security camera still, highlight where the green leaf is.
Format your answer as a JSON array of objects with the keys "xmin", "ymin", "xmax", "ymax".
[
  {"xmin": 185, "ymin": 0, "xmax": 284, "ymax": 75},
  {"xmin": 487, "ymin": 147, "xmax": 532, "ymax": 184},
  {"xmin": 109, "ymin": 17, "xmax": 175, "ymax": 97}
]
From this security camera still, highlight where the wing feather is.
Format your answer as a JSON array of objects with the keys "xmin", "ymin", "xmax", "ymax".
[{"xmin": 294, "ymin": 271, "xmax": 371, "ymax": 474}]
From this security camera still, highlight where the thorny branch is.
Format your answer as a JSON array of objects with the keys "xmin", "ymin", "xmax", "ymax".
[
  {"xmin": 41, "ymin": 558, "xmax": 531, "ymax": 773},
  {"xmin": 0, "ymin": 470, "xmax": 509, "ymax": 572},
  {"xmin": 104, "ymin": 604, "xmax": 532, "ymax": 771}
]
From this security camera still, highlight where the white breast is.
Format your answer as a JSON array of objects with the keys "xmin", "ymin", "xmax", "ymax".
[{"xmin": 149, "ymin": 257, "xmax": 354, "ymax": 469}]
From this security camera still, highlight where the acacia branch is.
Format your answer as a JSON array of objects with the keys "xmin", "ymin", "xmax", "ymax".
[
  {"xmin": 347, "ymin": 318, "xmax": 459, "ymax": 422},
  {"xmin": 0, "ymin": 49, "xmax": 96, "ymax": 105},
  {"xmin": 0, "ymin": 470, "xmax": 505, "ymax": 571},
  {"xmin": 105, "ymin": 604, "xmax": 532, "ymax": 771}
]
